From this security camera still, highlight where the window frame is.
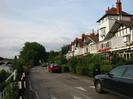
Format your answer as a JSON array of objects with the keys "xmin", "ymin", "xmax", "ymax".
[
  {"xmin": 109, "ymin": 66, "xmax": 126, "ymax": 78},
  {"xmin": 122, "ymin": 67, "xmax": 133, "ymax": 79}
]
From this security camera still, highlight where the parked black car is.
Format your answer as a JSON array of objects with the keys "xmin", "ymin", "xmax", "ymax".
[{"xmin": 94, "ymin": 65, "xmax": 133, "ymax": 99}]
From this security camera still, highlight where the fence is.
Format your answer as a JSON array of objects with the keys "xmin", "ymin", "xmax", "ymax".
[{"xmin": 1, "ymin": 70, "xmax": 27, "ymax": 99}]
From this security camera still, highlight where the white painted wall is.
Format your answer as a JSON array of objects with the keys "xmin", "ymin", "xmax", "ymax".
[
  {"xmin": 115, "ymin": 26, "xmax": 133, "ymax": 43},
  {"xmin": 111, "ymin": 36, "xmax": 125, "ymax": 49},
  {"xmin": 131, "ymin": 30, "xmax": 133, "ymax": 41},
  {"xmin": 98, "ymin": 17, "xmax": 115, "ymax": 41},
  {"xmin": 89, "ymin": 44, "xmax": 98, "ymax": 53},
  {"xmin": 98, "ymin": 15, "xmax": 131, "ymax": 41},
  {"xmin": 75, "ymin": 48, "xmax": 84, "ymax": 56}
]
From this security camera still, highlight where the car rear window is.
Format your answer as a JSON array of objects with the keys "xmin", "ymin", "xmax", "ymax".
[{"xmin": 123, "ymin": 67, "xmax": 133, "ymax": 79}]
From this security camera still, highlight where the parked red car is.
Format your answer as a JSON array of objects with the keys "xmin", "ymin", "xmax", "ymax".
[{"xmin": 48, "ymin": 64, "xmax": 62, "ymax": 73}]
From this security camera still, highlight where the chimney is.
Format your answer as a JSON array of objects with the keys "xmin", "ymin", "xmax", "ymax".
[
  {"xmin": 116, "ymin": 0, "xmax": 122, "ymax": 14},
  {"xmin": 82, "ymin": 33, "xmax": 85, "ymax": 41}
]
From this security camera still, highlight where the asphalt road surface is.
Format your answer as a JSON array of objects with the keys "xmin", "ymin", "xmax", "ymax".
[{"xmin": 30, "ymin": 66, "xmax": 122, "ymax": 99}]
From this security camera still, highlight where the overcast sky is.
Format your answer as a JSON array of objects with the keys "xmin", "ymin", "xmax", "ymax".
[{"xmin": 0, "ymin": 0, "xmax": 133, "ymax": 58}]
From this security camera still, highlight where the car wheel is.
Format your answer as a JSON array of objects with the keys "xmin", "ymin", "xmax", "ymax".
[{"xmin": 95, "ymin": 81, "xmax": 103, "ymax": 93}]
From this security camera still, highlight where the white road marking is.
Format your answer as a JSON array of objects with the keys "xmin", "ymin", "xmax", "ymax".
[
  {"xmin": 35, "ymin": 91, "xmax": 40, "ymax": 99},
  {"xmin": 73, "ymin": 96, "xmax": 91, "ymax": 99},
  {"xmin": 75, "ymin": 87, "xmax": 87, "ymax": 92},
  {"xmin": 89, "ymin": 86, "xmax": 95, "ymax": 89},
  {"xmin": 73, "ymin": 96, "xmax": 83, "ymax": 99},
  {"xmin": 51, "ymin": 95, "xmax": 58, "ymax": 99}
]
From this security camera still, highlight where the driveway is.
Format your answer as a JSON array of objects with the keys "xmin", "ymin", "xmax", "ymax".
[{"xmin": 30, "ymin": 66, "xmax": 121, "ymax": 99}]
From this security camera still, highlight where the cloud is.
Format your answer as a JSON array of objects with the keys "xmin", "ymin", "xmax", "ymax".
[
  {"xmin": 0, "ymin": 0, "xmax": 133, "ymax": 58},
  {"xmin": 0, "ymin": 46, "xmax": 20, "ymax": 58},
  {"xmin": 0, "ymin": 16, "xmax": 76, "ymax": 58}
]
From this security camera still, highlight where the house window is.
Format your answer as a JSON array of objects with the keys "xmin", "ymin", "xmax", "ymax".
[
  {"xmin": 106, "ymin": 41, "xmax": 111, "ymax": 48},
  {"xmin": 101, "ymin": 44, "xmax": 104, "ymax": 48},
  {"xmin": 100, "ymin": 27, "xmax": 106, "ymax": 38},
  {"xmin": 123, "ymin": 35, "xmax": 130, "ymax": 43}
]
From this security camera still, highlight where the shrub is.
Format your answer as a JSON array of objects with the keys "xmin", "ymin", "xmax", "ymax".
[
  {"xmin": 76, "ymin": 65, "xmax": 89, "ymax": 76},
  {"xmin": 0, "ymin": 70, "xmax": 10, "ymax": 83},
  {"xmin": 68, "ymin": 57, "xmax": 78, "ymax": 73},
  {"xmin": 101, "ymin": 64, "xmax": 113, "ymax": 73},
  {"xmin": 0, "ymin": 70, "xmax": 10, "ymax": 91},
  {"xmin": 61, "ymin": 64, "xmax": 70, "ymax": 72},
  {"xmin": 88, "ymin": 63, "xmax": 95, "ymax": 77},
  {"xmin": 111, "ymin": 55, "xmax": 126, "ymax": 65},
  {"xmin": 3, "ymin": 82, "xmax": 17, "ymax": 99},
  {"xmin": 67, "ymin": 54, "xmax": 128, "ymax": 76}
]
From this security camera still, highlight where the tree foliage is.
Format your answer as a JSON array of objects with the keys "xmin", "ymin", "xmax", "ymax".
[
  {"xmin": 0, "ymin": 57, "xmax": 4, "ymax": 61},
  {"xmin": 19, "ymin": 42, "xmax": 47, "ymax": 66},
  {"xmin": 61, "ymin": 45, "xmax": 69, "ymax": 55},
  {"xmin": 47, "ymin": 50, "xmax": 59, "ymax": 63},
  {"xmin": 0, "ymin": 70, "xmax": 10, "ymax": 91}
]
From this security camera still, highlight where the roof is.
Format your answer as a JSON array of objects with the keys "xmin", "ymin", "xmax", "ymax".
[
  {"xmin": 116, "ymin": 20, "xmax": 133, "ymax": 27},
  {"xmin": 82, "ymin": 33, "xmax": 99, "ymax": 43},
  {"xmin": 75, "ymin": 38, "xmax": 83, "ymax": 48},
  {"xmin": 105, "ymin": 20, "xmax": 133, "ymax": 40},
  {"xmin": 97, "ymin": 7, "xmax": 132, "ymax": 22},
  {"xmin": 89, "ymin": 35, "xmax": 99, "ymax": 43},
  {"xmin": 69, "ymin": 33, "xmax": 99, "ymax": 49}
]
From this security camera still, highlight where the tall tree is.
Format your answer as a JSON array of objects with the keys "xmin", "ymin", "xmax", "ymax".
[
  {"xmin": 61, "ymin": 45, "xmax": 69, "ymax": 55},
  {"xmin": 20, "ymin": 42, "xmax": 47, "ymax": 66},
  {"xmin": 47, "ymin": 50, "xmax": 59, "ymax": 63}
]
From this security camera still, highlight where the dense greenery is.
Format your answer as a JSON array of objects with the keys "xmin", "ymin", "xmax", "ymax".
[
  {"xmin": 12, "ymin": 42, "xmax": 47, "ymax": 74},
  {"xmin": 60, "ymin": 45, "xmax": 69, "ymax": 55},
  {"xmin": 0, "ymin": 57, "xmax": 4, "ymax": 61},
  {"xmin": 47, "ymin": 51, "xmax": 59, "ymax": 64},
  {"xmin": 3, "ymin": 82, "xmax": 17, "ymax": 99},
  {"xmin": 66, "ymin": 54, "xmax": 109, "ymax": 76},
  {"xmin": 20, "ymin": 42, "xmax": 47, "ymax": 66},
  {"xmin": 6, "ymin": 42, "xmax": 48, "ymax": 98},
  {"xmin": 0, "ymin": 70, "xmax": 10, "ymax": 91},
  {"xmin": 48, "ymin": 46, "xmax": 67, "ymax": 65},
  {"xmin": 48, "ymin": 47, "xmax": 133, "ymax": 76}
]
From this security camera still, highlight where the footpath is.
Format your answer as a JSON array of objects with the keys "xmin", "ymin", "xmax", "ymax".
[{"xmin": 26, "ymin": 77, "xmax": 37, "ymax": 99}]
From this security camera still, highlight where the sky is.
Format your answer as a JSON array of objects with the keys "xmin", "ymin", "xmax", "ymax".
[{"xmin": 0, "ymin": 0, "xmax": 133, "ymax": 58}]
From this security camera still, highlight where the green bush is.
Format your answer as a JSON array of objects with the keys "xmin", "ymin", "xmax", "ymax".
[
  {"xmin": 68, "ymin": 57, "xmax": 78, "ymax": 73},
  {"xmin": 0, "ymin": 70, "xmax": 10, "ymax": 91},
  {"xmin": 3, "ymin": 82, "xmax": 17, "ymax": 99},
  {"xmin": 88, "ymin": 63, "xmax": 95, "ymax": 77},
  {"xmin": 66, "ymin": 54, "xmax": 130, "ymax": 76},
  {"xmin": 111, "ymin": 54, "xmax": 126, "ymax": 65},
  {"xmin": 61, "ymin": 64, "xmax": 70, "ymax": 72},
  {"xmin": 76, "ymin": 65, "xmax": 89, "ymax": 76},
  {"xmin": 101, "ymin": 64, "xmax": 113, "ymax": 73},
  {"xmin": 0, "ymin": 70, "xmax": 10, "ymax": 83}
]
